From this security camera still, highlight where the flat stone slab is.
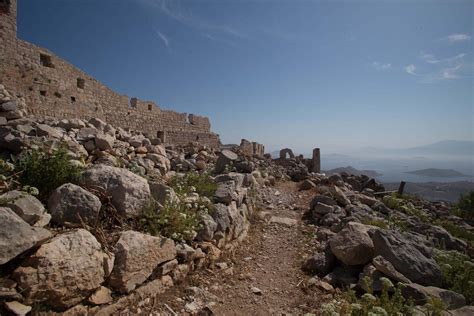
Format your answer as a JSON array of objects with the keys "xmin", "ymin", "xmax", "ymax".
[{"xmin": 269, "ymin": 216, "xmax": 298, "ymax": 227}]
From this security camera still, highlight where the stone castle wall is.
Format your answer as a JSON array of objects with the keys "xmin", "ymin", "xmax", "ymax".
[
  {"xmin": 239, "ymin": 139, "xmax": 265, "ymax": 157},
  {"xmin": 0, "ymin": 0, "xmax": 220, "ymax": 147}
]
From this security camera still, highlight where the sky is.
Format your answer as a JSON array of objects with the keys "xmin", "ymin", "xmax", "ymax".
[{"xmin": 18, "ymin": 0, "xmax": 473, "ymax": 154}]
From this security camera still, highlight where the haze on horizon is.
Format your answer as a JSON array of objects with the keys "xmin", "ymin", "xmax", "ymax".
[{"xmin": 18, "ymin": 0, "xmax": 473, "ymax": 154}]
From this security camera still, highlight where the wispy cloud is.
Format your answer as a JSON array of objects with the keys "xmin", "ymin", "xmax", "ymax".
[
  {"xmin": 141, "ymin": 0, "xmax": 245, "ymax": 41},
  {"xmin": 440, "ymin": 33, "xmax": 471, "ymax": 43},
  {"xmin": 404, "ymin": 64, "xmax": 417, "ymax": 75},
  {"xmin": 372, "ymin": 61, "xmax": 392, "ymax": 70},
  {"xmin": 419, "ymin": 52, "xmax": 466, "ymax": 64},
  {"xmin": 155, "ymin": 29, "xmax": 169, "ymax": 47}
]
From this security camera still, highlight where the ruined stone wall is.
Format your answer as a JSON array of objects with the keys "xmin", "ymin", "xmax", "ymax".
[
  {"xmin": 239, "ymin": 139, "xmax": 265, "ymax": 157},
  {"xmin": 0, "ymin": 0, "xmax": 220, "ymax": 147}
]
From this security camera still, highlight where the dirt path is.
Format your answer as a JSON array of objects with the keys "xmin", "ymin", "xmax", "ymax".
[{"xmin": 126, "ymin": 181, "xmax": 327, "ymax": 315}]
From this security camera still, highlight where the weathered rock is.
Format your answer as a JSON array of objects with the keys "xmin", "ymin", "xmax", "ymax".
[
  {"xmin": 370, "ymin": 229, "xmax": 443, "ymax": 286},
  {"xmin": 109, "ymin": 231, "xmax": 176, "ymax": 293},
  {"xmin": 88, "ymin": 118, "xmax": 107, "ymax": 131},
  {"xmin": 87, "ymin": 286, "xmax": 113, "ymax": 305},
  {"xmin": 401, "ymin": 283, "xmax": 466, "ymax": 309},
  {"xmin": 215, "ymin": 149, "xmax": 238, "ymax": 173},
  {"xmin": 300, "ymin": 179, "xmax": 316, "ymax": 190},
  {"xmin": 310, "ymin": 195, "xmax": 337, "ymax": 210},
  {"xmin": 372, "ymin": 255, "xmax": 411, "ymax": 283},
  {"xmin": 313, "ymin": 202, "xmax": 334, "ymax": 215},
  {"xmin": 329, "ymin": 222, "xmax": 374, "ymax": 265},
  {"xmin": 0, "ymin": 101, "xmax": 17, "ymax": 112},
  {"xmin": 36, "ymin": 124, "xmax": 64, "ymax": 138},
  {"xmin": 211, "ymin": 203, "xmax": 231, "ymax": 234},
  {"xmin": 94, "ymin": 133, "xmax": 115, "ymax": 151},
  {"xmin": 329, "ymin": 185, "xmax": 351, "ymax": 206},
  {"xmin": 4, "ymin": 301, "xmax": 31, "ymax": 316},
  {"xmin": 0, "ymin": 190, "xmax": 50, "ymax": 226},
  {"xmin": 443, "ymin": 306, "xmax": 474, "ymax": 315},
  {"xmin": 0, "ymin": 207, "xmax": 51, "ymax": 265},
  {"xmin": 80, "ymin": 165, "xmax": 150, "ymax": 217},
  {"xmin": 214, "ymin": 182, "xmax": 237, "ymax": 204},
  {"xmin": 149, "ymin": 182, "xmax": 178, "ymax": 205},
  {"xmin": 13, "ymin": 229, "xmax": 107, "ymax": 309},
  {"xmin": 196, "ymin": 213, "xmax": 217, "ymax": 242},
  {"xmin": 48, "ymin": 183, "xmax": 102, "ymax": 226},
  {"xmin": 303, "ymin": 248, "xmax": 336, "ymax": 276}
]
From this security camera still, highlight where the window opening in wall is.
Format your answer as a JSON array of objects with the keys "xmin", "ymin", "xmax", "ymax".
[
  {"xmin": 77, "ymin": 78, "xmax": 85, "ymax": 89},
  {"xmin": 157, "ymin": 131, "xmax": 165, "ymax": 143},
  {"xmin": 54, "ymin": 92, "xmax": 62, "ymax": 98},
  {"xmin": 148, "ymin": 104, "xmax": 153, "ymax": 111},
  {"xmin": 39, "ymin": 90, "xmax": 47, "ymax": 96},
  {"xmin": 71, "ymin": 96, "xmax": 76, "ymax": 103},
  {"xmin": 40, "ymin": 53, "xmax": 54, "ymax": 68},
  {"xmin": 0, "ymin": 0, "xmax": 11, "ymax": 14},
  {"xmin": 129, "ymin": 97, "xmax": 137, "ymax": 108}
]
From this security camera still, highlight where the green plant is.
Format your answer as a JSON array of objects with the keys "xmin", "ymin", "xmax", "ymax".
[
  {"xmin": 435, "ymin": 220, "xmax": 474, "ymax": 247},
  {"xmin": 169, "ymin": 172, "xmax": 217, "ymax": 198},
  {"xmin": 435, "ymin": 249, "xmax": 474, "ymax": 304},
  {"xmin": 361, "ymin": 218, "xmax": 389, "ymax": 229},
  {"xmin": 324, "ymin": 277, "xmax": 415, "ymax": 316},
  {"xmin": 383, "ymin": 194, "xmax": 429, "ymax": 222},
  {"xmin": 451, "ymin": 192, "xmax": 474, "ymax": 221},
  {"xmin": 16, "ymin": 145, "xmax": 82, "ymax": 201},
  {"xmin": 138, "ymin": 197, "xmax": 212, "ymax": 242}
]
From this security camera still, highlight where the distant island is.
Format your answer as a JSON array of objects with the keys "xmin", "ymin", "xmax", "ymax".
[
  {"xmin": 406, "ymin": 168, "xmax": 468, "ymax": 178},
  {"xmin": 325, "ymin": 166, "xmax": 381, "ymax": 178}
]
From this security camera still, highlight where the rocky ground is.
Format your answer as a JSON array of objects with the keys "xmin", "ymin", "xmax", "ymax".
[{"xmin": 0, "ymin": 84, "xmax": 473, "ymax": 316}]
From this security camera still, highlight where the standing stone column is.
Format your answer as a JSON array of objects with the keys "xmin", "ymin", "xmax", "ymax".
[{"xmin": 312, "ymin": 148, "xmax": 321, "ymax": 173}]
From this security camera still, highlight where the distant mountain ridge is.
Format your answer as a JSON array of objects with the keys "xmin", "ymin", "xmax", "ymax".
[
  {"xmin": 406, "ymin": 168, "xmax": 468, "ymax": 178},
  {"xmin": 359, "ymin": 140, "xmax": 474, "ymax": 157}
]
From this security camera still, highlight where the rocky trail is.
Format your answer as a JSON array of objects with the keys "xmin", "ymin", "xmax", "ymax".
[{"xmin": 120, "ymin": 182, "xmax": 329, "ymax": 316}]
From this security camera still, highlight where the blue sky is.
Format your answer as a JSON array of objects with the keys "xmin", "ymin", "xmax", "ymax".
[{"xmin": 18, "ymin": 0, "xmax": 473, "ymax": 153}]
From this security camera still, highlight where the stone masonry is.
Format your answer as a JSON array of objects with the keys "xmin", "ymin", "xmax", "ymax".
[{"xmin": 0, "ymin": 0, "xmax": 220, "ymax": 147}]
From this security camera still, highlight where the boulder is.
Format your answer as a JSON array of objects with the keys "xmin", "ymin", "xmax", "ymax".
[
  {"xmin": 214, "ymin": 182, "xmax": 237, "ymax": 205},
  {"xmin": 211, "ymin": 203, "xmax": 231, "ymax": 234},
  {"xmin": 371, "ymin": 255, "xmax": 411, "ymax": 283},
  {"xmin": 401, "ymin": 283, "xmax": 466, "ymax": 309},
  {"xmin": 80, "ymin": 165, "xmax": 150, "ymax": 217},
  {"xmin": 0, "ymin": 101, "xmax": 17, "ymax": 112},
  {"xmin": 94, "ymin": 133, "xmax": 115, "ymax": 151},
  {"xmin": 196, "ymin": 213, "xmax": 217, "ymax": 242},
  {"xmin": 36, "ymin": 124, "xmax": 64, "ymax": 138},
  {"xmin": 310, "ymin": 195, "xmax": 337, "ymax": 210},
  {"xmin": 329, "ymin": 185, "xmax": 351, "ymax": 206},
  {"xmin": 329, "ymin": 222, "xmax": 374, "ymax": 265},
  {"xmin": 149, "ymin": 182, "xmax": 178, "ymax": 205},
  {"xmin": 300, "ymin": 179, "xmax": 316, "ymax": 190},
  {"xmin": 215, "ymin": 149, "xmax": 238, "ymax": 173},
  {"xmin": 48, "ymin": 183, "xmax": 102, "ymax": 226},
  {"xmin": 109, "ymin": 231, "xmax": 176, "ymax": 293},
  {"xmin": 0, "ymin": 190, "xmax": 50, "ymax": 226},
  {"xmin": 303, "ymin": 248, "xmax": 336, "ymax": 276},
  {"xmin": 13, "ymin": 229, "xmax": 107, "ymax": 309},
  {"xmin": 370, "ymin": 229, "xmax": 443, "ymax": 286},
  {"xmin": 87, "ymin": 286, "xmax": 113, "ymax": 305},
  {"xmin": 0, "ymin": 207, "xmax": 51, "ymax": 265}
]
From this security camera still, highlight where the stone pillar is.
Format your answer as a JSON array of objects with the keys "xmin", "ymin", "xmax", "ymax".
[{"xmin": 312, "ymin": 148, "xmax": 321, "ymax": 173}]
